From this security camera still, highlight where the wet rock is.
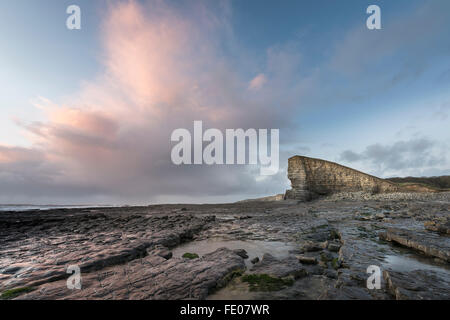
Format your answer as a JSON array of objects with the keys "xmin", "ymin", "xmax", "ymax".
[
  {"xmin": 250, "ymin": 254, "xmax": 306, "ymax": 279},
  {"xmin": 299, "ymin": 241, "xmax": 324, "ymax": 253},
  {"xmin": 233, "ymin": 249, "xmax": 249, "ymax": 259},
  {"xmin": 375, "ymin": 213, "xmax": 385, "ymax": 220},
  {"xmin": 250, "ymin": 257, "xmax": 260, "ymax": 264},
  {"xmin": 2, "ymin": 192, "xmax": 449, "ymax": 300},
  {"xmin": 327, "ymin": 242, "xmax": 341, "ymax": 252},
  {"xmin": 358, "ymin": 215, "xmax": 373, "ymax": 221},
  {"xmin": 383, "ymin": 270, "xmax": 450, "ymax": 300},
  {"xmin": 149, "ymin": 246, "xmax": 173, "ymax": 260},
  {"xmin": 296, "ymin": 255, "xmax": 318, "ymax": 265},
  {"xmin": 379, "ymin": 228, "xmax": 450, "ymax": 262},
  {"xmin": 143, "ymin": 255, "xmax": 167, "ymax": 267},
  {"xmin": 320, "ymin": 241, "xmax": 329, "ymax": 249},
  {"xmin": 2, "ymin": 266, "xmax": 22, "ymax": 275},
  {"xmin": 319, "ymin": 251, "xmax": 334, "ymax": 263},
  {"xmin": 323, "ymin": 269, "xmax": 338, "ymax": 279},
  {"xmin": 320, "ymin": 286, "xmax": 374, "ymax": 300},
  {"xmin": 18, "ymin": 248, "xmax": 245, "ymax": 300},
  {"xmin": 0, "ymin": 212, "xmax": 213, "ymax": 290},
  {"xmin": 424, "ymin": 220, "xmax": 450, "ymax": 235}
]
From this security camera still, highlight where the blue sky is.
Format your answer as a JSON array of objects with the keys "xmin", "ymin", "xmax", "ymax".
[
  {"xmin": 0, "ymin": 0, "xmax": 103, "ymax": 146},
  {"xmin": 0, "ymin": 0, "xmax": 449, "ymax": 204}
]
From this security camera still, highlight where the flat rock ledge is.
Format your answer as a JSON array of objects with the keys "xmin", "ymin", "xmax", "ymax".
[
  {"xmin": 249, "ymin": 253, "xmax": 307, "ymax": 279},
  {"xmin": 0, "ymin": 212, "xmax": 215, "ymax": 290},
  {"xmin": 379, "ymin": 228, "xmax": 450, "ymax": 262},
  {"xmin": 18, "ymin": 247, "xmax": 245, "ymax": 300},
  {"xmin": 383, "ymin": 270, "xmax": 450, "ymax": 300},
  {"xmin": 424, "ymin": 220, "xmax": 450, "ymax": 235},
  {"xmin": 1, "ymin": 193, "xmax": 449, "ymax": 300}
]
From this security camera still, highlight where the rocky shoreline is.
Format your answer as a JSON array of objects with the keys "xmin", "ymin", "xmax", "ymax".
[{"xmin": 0, "ymin": 192, "xmax": 449, "ymax": 300}]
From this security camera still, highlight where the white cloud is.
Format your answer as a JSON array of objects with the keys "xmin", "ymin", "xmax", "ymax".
[{"xmin": 248, "ymin": 73, "xmax": 267, "ymax": 90}]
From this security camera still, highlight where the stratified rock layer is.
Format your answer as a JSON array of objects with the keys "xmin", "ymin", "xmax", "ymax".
[
  {"xmin": 285, "ymin": 156, "xmax": 399, "ymax": 201},
  {"xmin": 19, "ymin": 248, "xmax": 245, "ymax": 300},
  {"xmin": 383, "ymin": 270, "xmax": 450, "ymax": 300},
  {"xmin": 0, "ymin": 210, "xmax": 215, "ymax": 290},
  {"xmin": 1, "ymin": 192, "xmax": 449, "ymax": 300},
  {"xmin": 379, "ymin": 228, "xmax": 450, "ymax": 262}
]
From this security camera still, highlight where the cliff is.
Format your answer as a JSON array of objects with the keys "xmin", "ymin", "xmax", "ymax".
[{"xmin": 285, "ymin": 156, "xmax": 399, "ymax": 201}]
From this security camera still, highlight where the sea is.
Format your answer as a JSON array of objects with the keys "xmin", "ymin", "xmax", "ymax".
[{"xmin": 0, "ymin": 204, "xmax": 112, "ymax": 212}]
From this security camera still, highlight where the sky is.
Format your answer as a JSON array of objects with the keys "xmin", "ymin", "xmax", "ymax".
[{"xmin": 0, "ymin": 0, "xmax": 449, "ymax": 205}]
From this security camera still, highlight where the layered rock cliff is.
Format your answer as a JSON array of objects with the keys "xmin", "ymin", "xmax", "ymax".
[{"xmin": 285, "ymin": 156, "xmax": 399, "ymax": 201}]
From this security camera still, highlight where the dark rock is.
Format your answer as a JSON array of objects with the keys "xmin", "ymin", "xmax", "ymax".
[
  {"xmin": 327, "ymin": 242, "xmax": 341, "ymax": 252},
  {"xmin": 19, "ymin": 248, "xmax": 245, "ymax": 300},
  {"xmin": 384, "ymin": 270, "xmax": 450, "ymax": 300},
  {"xmin": 379, "ymin": 228, "xmax": 450, "ymax": 262},
  {"xmin": 424, "ymin": 220, "xmax": 450, "ymax": 235},
  {"xmin": 250, "ymin": 254, "xmax": 306, "ymax": 279},
  {"xmin": 297, "ymin": 255, "xmax": 317, "ymax": 265},
  {"xmin": 233, "ymin": 249, "xmax": 249, "ymax": 259},
  {"xmin": 300, "ymin": 241, "xmax": 324, "ymax": 253},
  {"xmin": 150, "ymin": 246, "xmax": 173, "ymax": 260},
  {"xmin": 324, "ymin": 269, "xmax": 338, "ymax": 279},
  {"xmin": 250, "ymin": 257, "xmax": 260, "ymax": 264},
  {"xmin": 2, "ymin": 194, "xmax": 449, "ymax": 300}
]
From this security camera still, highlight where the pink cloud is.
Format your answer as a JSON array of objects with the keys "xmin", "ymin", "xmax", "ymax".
[
  {"xmin": 0, "ymin": 0, "xmax": 307, "ymax": 204},
  {"xmin": 248, "ymin": 73, "xmax": 267, "ymax": 90}
]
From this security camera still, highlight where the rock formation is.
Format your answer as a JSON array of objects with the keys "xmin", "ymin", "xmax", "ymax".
[
  {"xmin": 1, "ymin": 192, "xmax": 449, "ymax": 300},
  {"xmin": 285, "ymin": 155, "xmax": 399, "ymax": 201}
]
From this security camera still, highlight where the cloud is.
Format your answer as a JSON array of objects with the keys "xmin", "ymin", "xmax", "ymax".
[
  {"xmin": 331, "ymin": 1, "xmax": 450, "ymax": 76},
  {"xmin": 432, "ymin": 101, "xmax": 450, "ymax": 121},
  {"xmin": 340, "ymin": 150, "xmax": 362, "ymax": 162},
  {"xmin": 317, "ymin": 1, "xmax": 450, "ymax": 109},
  {"xmin": 1, "ymin": 0, "xmax": 449, "ymax": 204},
  {"xmin": 248, "ymin": 73, "xmax": 267, "ymax": 90},
  {"xmin": 0, "ymin": 0, "xmax": 307, "ymax": 204},
  {"xmin": 340, "ymin": 138, "xmax": 448, "ymax": 177}
]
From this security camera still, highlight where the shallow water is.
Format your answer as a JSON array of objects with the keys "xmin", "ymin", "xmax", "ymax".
[
  {"xmin": 172, "ymin": 239, "xmax": 297, "ymax": 300},
  {"xmin": 382, "ymin": 254, "xmax": 450, "ymax": 274},
  {"xmin": 0, "ymin": 204, "xmax": 110, "ymax": 212},
  {"xmin": 172, "ymin": 239, "xmax": 296, "ymax": 269},
  {"xmin": 207, "ymin": 280, "xmax": 258, "ymax": 300}
]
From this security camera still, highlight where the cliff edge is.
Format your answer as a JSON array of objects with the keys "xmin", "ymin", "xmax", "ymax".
[{"xmin": 285, "ymin": 155, "xmax": 400, "ymax": 201}]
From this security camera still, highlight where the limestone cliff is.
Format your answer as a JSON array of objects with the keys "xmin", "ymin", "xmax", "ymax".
[{"xmin": 285, "ymin": 156, "xmax": 399, "ymax": 201}]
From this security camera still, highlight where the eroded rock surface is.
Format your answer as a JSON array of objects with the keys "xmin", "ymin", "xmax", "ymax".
[
  {"xmin": 19, "ymin": 247, "xmax": 245, "ymax": 300},
  {"xmin": 384, "ymin": 270, "xmax": 450, "ymax": 300},
  {"xmin": 379, "ymin": 228, "xmax": 450, "ymax": 262},
  {"xmin": 0, "ymin": 209, "xmax": 214, "ymax": 290},
  {"xmin": 284, "ymin": 156, "xmax": 440, "ymax": 201},
  {"xmin": 249, "ymin": 253, "xmax": 306, "ymax": 279},
  {"xmin": 1, "ymin": 192, "xmax": 449, "ymax": 300},
  {"xmin": 285, "ymin": 156, "xmax": 399, "ymax": 201}
]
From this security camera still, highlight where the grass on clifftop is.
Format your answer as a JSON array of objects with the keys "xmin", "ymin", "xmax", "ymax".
[
  {"xmin": 242, "ymin": 274, "xmax": 294, "ymax": 292},
  {"xmin": 182, "ymin": 252, "xmax": 199, "ymax": 259},
  {"xmin": 1, "ymin": 287, "xmax": 35, "ymax": 300}
]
